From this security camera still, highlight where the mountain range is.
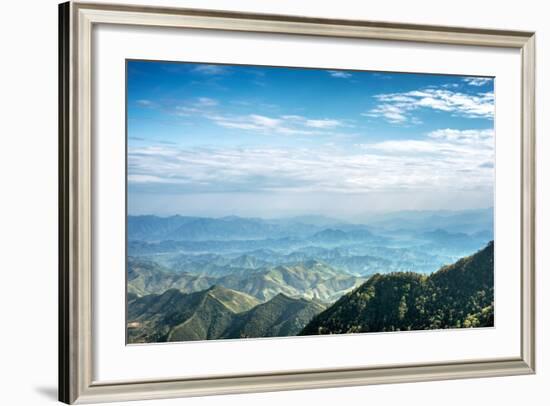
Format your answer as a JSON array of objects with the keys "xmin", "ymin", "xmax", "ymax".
[
  {"xmin": 128, "ymin": 215, "xmax": 323, "ymax": 242},
  {"xmin": 127, "ymin": 212, "xmax": 493, "ymax": 281},
  {"xmin": 128, "ymin": 258, "xmax": 365, "ymax": 303},
  {"xmin": 128, "ymin": 210, "xmax": 492, "ymax": 243},
  {"xmin": 126, "ymin": 211, "xmax": 494, "ymax": 343},
  {"xmin": 128, "ymin": 241, "xmax": 494, "ymax": 343}
]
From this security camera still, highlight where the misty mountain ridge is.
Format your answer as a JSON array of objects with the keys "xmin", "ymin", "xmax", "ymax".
[
  {"xmin": 128, "ymin": 209, "xmax": 493, "ymax": 242},
  {"xmin": 361, "ymin": 207, "xmax": 493, "ymax": 234}
]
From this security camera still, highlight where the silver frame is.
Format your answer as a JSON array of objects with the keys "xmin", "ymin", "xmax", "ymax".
[{"xmin": 59, "ymin": 1, "xmax": 536, "ymax": 404}]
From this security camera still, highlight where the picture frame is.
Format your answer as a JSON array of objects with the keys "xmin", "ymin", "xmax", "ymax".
[{"xmin": 59, "ymin": 1, "xmax": 536, "ymax": 404}]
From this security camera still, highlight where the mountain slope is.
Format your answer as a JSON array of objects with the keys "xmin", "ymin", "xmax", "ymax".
[
  {"xmin": 164, "ymin": 253, "xmax": 270, "ymax": 277},
  {"xmin": 128, "ymin": 257, "xmax": 363, "ymax": 303},
  {"xmin": 127, "ymin": 286, "xmax": 323, "ymax": 343},
  {"xmin": 166, "ymin": 289, "xmax": 236, "ymax": 342},
  {"xmin": 301, "ymin": 241, "xmax": 494, "ymax": 335},
  {"xmin": 223, "ymin": 293, "xmax": 326, "ymax": 338},
  {"xmin": 128, "ymin": 288, "xmax": 206, "ymax": 343},
  {"xmin": 127, "ymin": 286, "xmax": 261, "ymax": 343},
  {"xmin": 127, "ymin": 257, "xmax": 215, "ymax": 296},
  {"xmin": 218, "ymin": 260, "xmax": 364, "ymax": 302},
  {"xmin": 206, "ymin": 285, "xmax": 261, "ymax": 313}
]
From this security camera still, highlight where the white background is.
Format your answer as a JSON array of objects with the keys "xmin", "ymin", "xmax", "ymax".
[
  {"xmin": 93, "ymin": 23, "xmax": 521, "ymax": 382},
  {"xmin": 0, "ymin": 0, "xmax": 547, "ymax": 405}
]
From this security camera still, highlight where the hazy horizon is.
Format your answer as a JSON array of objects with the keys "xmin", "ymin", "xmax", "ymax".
[
  {"xmin": 127, "ymin": 61, "xmax": 494, "ymax": 218},
  {"xmin": 127, "ymin": 206, "xmax": 494, "ymax": 224}
]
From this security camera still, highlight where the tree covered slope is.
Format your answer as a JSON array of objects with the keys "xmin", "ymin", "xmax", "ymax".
[
  {"xmin": 301, "ymin": 241, "xmax": 494, "ymax": 335},
  {"xmin": 223, "ymin": 293, "xmax": 325, "ymax": 339}
]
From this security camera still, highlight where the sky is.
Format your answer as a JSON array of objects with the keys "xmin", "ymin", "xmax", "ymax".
[{"xmin": 127, "ymin": 60, "xmax": 495, "ymax": 219}]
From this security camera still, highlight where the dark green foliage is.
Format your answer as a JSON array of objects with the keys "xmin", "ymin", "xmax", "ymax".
[
  {"xmin": 301, "ymin": 241, "xmax": 494, "ymax": 335},
  {"xmin": 224, "ymin": 294, "xmax": 325, "ymax": 338}
]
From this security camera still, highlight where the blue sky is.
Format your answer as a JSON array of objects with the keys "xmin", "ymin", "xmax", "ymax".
[{"xmin": 127, "ymin": 60, "xmax": 495, "ymax": 219}]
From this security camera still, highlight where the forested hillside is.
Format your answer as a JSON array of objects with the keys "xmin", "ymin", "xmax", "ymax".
[{"xmin": 301, "ymin": 241, "xmax": 494, "ymax": 335}]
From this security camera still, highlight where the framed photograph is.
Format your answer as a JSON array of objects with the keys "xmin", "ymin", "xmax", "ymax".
[{"xmin": 59, "ymin": 1, "xmax": 536, "ymax": 404}]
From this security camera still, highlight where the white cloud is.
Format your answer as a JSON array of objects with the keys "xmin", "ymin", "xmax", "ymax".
[
  {"xmin": 206, "ymin": 113, "xmax": 346, "ymax": 136},
  {"xmin": 366, "ymin": 139, "xmax": 448, "ymax": 154},
  {"xmin": 327, "ymin": 70, "xmax": 352, "ymax": 79},
  {"xmin": 176, "ymin": 106, "xmax": 202, "ymax": 115},
  {"xmin": 442, "ymin": 83, "xmax": 460, "ymax": 89},
  {"xmin": 191, "ymin": 64, "xmax": 228, "ymax": 75},
  {"xmin": 136, "ymin": 99, "xmax": 153, "ymax": 107},
  {"xmin": 463, "ymin": 77, "xmax": 493, "ymax": 86},
  {"xmin": 130, "ymin": 145, "xmax": 178, "ymax": 156},
  {"xmin": 213, "ymin": 120, "xmax": 262, "ymax": 131},
  {"xmin": 305, "ymin": 119, "xmax": 343, "ymax": 129},
  {"xmin": 139, "ymin": 96, "xmax": 347, "ymax": 137},
  {"xmin": 128, "ymin": 174, "xmax": 179, "ymax": 184},
  {"xmin": 365, "ymin": 87, "xmax": 494, "ymax": 124},
  {"xmin": 364, "ymin": 128, "xmax": 493, "ymax": 155},
  {"xmin": 363, "ymin": 104, "xmax": 408, "ymax": 124},
  {"xmin": 196, "ymin": 97, "xmax": 218, "ymax": 107},
  {"xmin": 248, "ymin": 114, "xmax": 281, "ymax": 128},
  {"xmin": 175, "ymin": 97, "xmax": 219, "ymax": 116},
  {"xmin": 209, "ymin": 114, "xmax": 313, "ymax": 135}
]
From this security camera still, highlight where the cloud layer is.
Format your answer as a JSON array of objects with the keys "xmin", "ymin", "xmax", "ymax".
[{"xmin": 129, "ymin": 128, "xmax": 494, "ymax": 196}]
